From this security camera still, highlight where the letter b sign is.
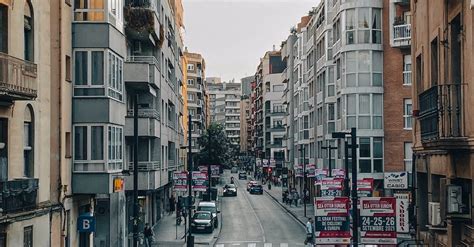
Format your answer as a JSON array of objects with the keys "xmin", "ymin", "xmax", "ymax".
[{"xmin": 78, "ymin": 215, "xmax": 96, "ymax": 233}]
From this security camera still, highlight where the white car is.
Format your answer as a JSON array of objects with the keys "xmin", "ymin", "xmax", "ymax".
[{"xmin": 196, "ymin": 201, "xmax": 220, "ymax": 228}]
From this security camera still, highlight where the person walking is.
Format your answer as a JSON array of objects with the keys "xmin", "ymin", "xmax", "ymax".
[
  {"xmin": 304, "ymin": 218, "xmax": 314, "ymax": 246},
  {"xmin": 293, "ymin": 190, "xmax": 299, "ymax": 207},
  {"xmin": 169, "ymin": 194, "xmax": 175, "ymax": 215},
  {"xmin": 288, "ymin": 190, "xmax": 293, "ymax": 206},
  {"xmin": 143, "ymin": 223, "xmax": 154, "ymax": 247}
]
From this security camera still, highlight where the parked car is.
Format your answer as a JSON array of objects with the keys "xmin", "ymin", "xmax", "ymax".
[
  {"xmin": 249, "ymin": 184, "xmax": 263, "ymax": 195},
  {"xmin": 223, "ymin": 184, "xmax": 237, "ymax": 197},
  {"xmin": 190, "ymin": 211, "xmax": 214, "ymax": 233},
  {"xmin": 196, "ymin": 201, "xmax": 219, "ymax": 228},
  {"xmin": 231, "ymin": 167, "xmax": 238, "ymax": 173},
  {"xmin": 238, "ymin": 171, "xmax": 247, "ymax": 180},
  {"xmin": 247, "ymin": 181, "xmax": 258, "ymax": 191}
]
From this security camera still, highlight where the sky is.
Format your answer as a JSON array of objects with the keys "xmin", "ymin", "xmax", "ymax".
[{"xmin": 182, "ymin": 0, "xmax": 319, "ymax": 82}]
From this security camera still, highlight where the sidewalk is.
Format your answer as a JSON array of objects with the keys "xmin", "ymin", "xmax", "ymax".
[
  {"xmin": 152, "ymin": 213, "xmax": 186, "ymax": 246},
  {"xmin": 263, "ymin": 184, "xmax": 314, "ymax": 226}
]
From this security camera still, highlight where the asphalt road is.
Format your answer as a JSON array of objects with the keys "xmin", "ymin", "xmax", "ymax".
[{"xmin": 215, "ymin": 171, "xmax": 306, "ymax": 247}]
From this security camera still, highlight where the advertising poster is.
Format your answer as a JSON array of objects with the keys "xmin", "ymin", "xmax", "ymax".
[
  {"xmin": 357, "ymin": 178, "xmax": 374, "ymax": 197},
  {"xmin": 173, "ymin": 171, "xmax": 188, "ymax": 191},
  {"xmin": 384, "ymin": 172, "xmax": 408, "ymax": 189},
  {"xmin": 320, "ymin": 178, "xmax": 344, "ymax": 197},
  {"xmin": 262, "ymin": 159, "xmax": 269, "ymax": 168},
  {"xmin": 314, "ymin": 197, "xmax": 351, "ymax": 245},
  {"xmin": 269, "ymin": 159, "xmax": 276, "ymax": 168},
  {"xmin": 295, "ymin": 164, "xmax": 304, "ymax": 177},
  {"xmin": 197, "ymin": 165, "xmax": 220, "ymax": 178},
  {"xmin": 332, "ymin": 168, "xmax": 345, "ymax": 178},
  {"xmin": 360, "ymin": 197, "xmax": 397, "ymax": 245},
  {"xmin": 192, "ymin": 171, "xmax": 208, "ymax": 192},
  {"xmin": 314, "ymin": 168, "xmax": 329, "ymax": 185},
  {"xmin": 305, "ymin": 164, "xmax": 316, "ymax": 178},
  {"xmin": 395, "ymin": 193, "xmax": 410, "ymax": 234}
]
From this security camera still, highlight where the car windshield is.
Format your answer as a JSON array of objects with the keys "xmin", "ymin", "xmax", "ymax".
[
  {"xmin": 194, "ymin": 213, "xmax": 210, "ymax": 220},
  {"xmin": 198, "ymin": 206, "xmax": 216, "ymax": 213},
  {"xmin": 226, "ymin": 184, "xmax": 236, "ymax": 188}
]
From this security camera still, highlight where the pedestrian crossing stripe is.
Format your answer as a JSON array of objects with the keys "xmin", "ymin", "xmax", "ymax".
[{"xmin": 215, "ymin": 243, "xmax": 304, "ymax": 247}]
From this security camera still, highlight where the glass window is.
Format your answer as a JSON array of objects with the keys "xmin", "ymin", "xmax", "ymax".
[
  {"xmin": 373, "ymin": 94, "xmax": 383, "ymax": 129},
  {"xmin": 360, "ymin": 159, "xmax": 371, "ymax": 173},
  {"xmin": 74, "ymin": 51, "xmax": 88, "ymax": 85},
  {"xmin": 91, "ymin": 126, "xmax": 103, "ymax": 160},
  {"xmin": 345, "ymin": 9, "xmax": 355, "ymax": 44},
  {"xmin": 372, "ymin": 8, "xmax": 382, "ymax": 44},
  {"xmin": 91, "ymin": 51, "xmax": 104, "ymax": 85},
  {"xmin": 372, "ymin": 51, "xmax": 383, "ymax": 72},
  {"xmin": 404, "ymin": 99, "xmax": 413, "ymax": 129},
  {"xmin": 358, "ymin": 51, "xmax": 370, "ymax": 72},
  {"xmin": 74, "ymin": 0, "xmax": 105, "ymax": 21},
  {"xmin": 328, "ymin": 103, "xmax": 335, "ymax": 121},
  {"xmin": 347, "ymin": 94, "xmax": 356, "ymax": 115},
  {"xmin": 359, "ymin": 94, "xmax": 370, "ymax": 114},
  {"xmin": 74, "ymin": 126, "xmax": 88, "ymax": 160},
  {"xmin": 346, "ymin": 51, "xmax": 357, "ymax": 73},
  {"xmin": 359, "ymin": 138, "xmax": 370, "ymax": 157},
  {"xmin": 373, "ymin": 137, "xmax": 383, "ymax": 158},
  {"xmin": 358, "ymin": 8, "xmax": 370, "ymax": 43},
  {"xmin": 404, "ymin": 142, "xmax": 413, "ymax": 171}
]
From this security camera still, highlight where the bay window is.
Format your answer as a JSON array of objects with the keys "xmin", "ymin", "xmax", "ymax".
[
  {"xmin": 345, "ymin": 8, "xmax": 382, "ymax": 45},
  {"xmin": 359, "ymin": 137, "xmax": 384, "ymax": 173},
  {"xmin": 344, "ymin": 50, "xmax": 383, "ymax": 87}
]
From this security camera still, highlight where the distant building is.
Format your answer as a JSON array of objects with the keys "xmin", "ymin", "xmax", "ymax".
[{"xmin": 241, "ymin": 75, "xmax": 254, "ymax": 97}]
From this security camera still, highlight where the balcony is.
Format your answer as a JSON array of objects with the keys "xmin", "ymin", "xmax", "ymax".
[
  {"xmin": 0, "ymin": 52, "xmax": 38, "ymax": 102},
  {"xmin": 125, "ymin": 112, "xmax": 161, "ymax": 137},
  {"xmin": 127, "ymin": 108, "xmax": 160, "ymax": 120},
  {"xmin": 125, "ymin": 161, "xmax": 161, "ymax": 191},
  {"xmin": 392, "ymin": 23, "xmax": 411, "ymax": 48},
  {"xmin": 124, "ymin": 0, "xmax": 162, "ymax": 45},
  {"xmin": 0, "ymin": 178, "xmax": 38, "ymax": 214},
  {"xmin": 124, "ymin": 56, "xmax": 161, "ymax": 90},
  {"xmin": 419, "ymin": 84, "xmax": 467, "ymax": 149}
]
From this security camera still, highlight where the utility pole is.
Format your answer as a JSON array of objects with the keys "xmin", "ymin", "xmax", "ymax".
[
  {"xmin": 132, "ymin": 94, "xmax": 139, "ymax": 247},
  {"xmin": 187, "ymin": 113, "xmax": 194, "ymax": 246},
  {"xmin": 207, "ymin": 130, "xmax": 212, "ymax": 201},
  {"xmin": 321, "ymin": 142, "xmax": 337, "ymax": 177},
  {"xmin": 350, "ymin": 127, "xmax": 358, "ymax": 246},
  {"xmin": 344, "ymin": 140, "xmax": 350, "ymax": 197}
]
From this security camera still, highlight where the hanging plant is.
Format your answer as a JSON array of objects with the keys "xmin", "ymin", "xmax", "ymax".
[{"xmin": 124, "ymin": 6, "xmax": 154, "ymax": 33}]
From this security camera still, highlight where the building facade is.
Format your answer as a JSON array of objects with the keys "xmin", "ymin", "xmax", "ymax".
[
  {"xmin": 184, "ymin": 50, "xmax": 207, "ymax": 154},
  {"xmin": 412, "ymin": 0, "xmax": 474, "ymax": 246}
]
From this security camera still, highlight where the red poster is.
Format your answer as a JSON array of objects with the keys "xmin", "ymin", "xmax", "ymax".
[
  {"xmin": 360, "ymin": 197, "xmax": 397, "ymax": 245},
  {"xmin": 173, "ymin": 171, "xmax": 188, "ymax": 192},
  {"xmin": 314, "ymin": 197, "xmax": 351, "ymax": 244}
]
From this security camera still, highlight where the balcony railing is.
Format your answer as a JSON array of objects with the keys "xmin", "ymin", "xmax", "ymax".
[
  {"xmin": 0, "ymin": 178, "xmax": 38, "ymax": 214},
  {"xmin": 0, "ymin": 52, "xmax": 38, "ymax": 101},
  {"xmin": 127, "ymin": 108, "xmax": 160, "ymax": 120},
  {"xmin": 127, "ymin": 56, "xmax": 160, "ymax": 68},
  {"xmin": 393, "ymin": 24, "xmax": 411, "ymax": 42},
  {"xmin": 419, "ymin": 84, "xmax": 464, "ymax": 142},
  {"xmin": 128, "ymin": 161, "xmax": 160, "ymax": 171}
]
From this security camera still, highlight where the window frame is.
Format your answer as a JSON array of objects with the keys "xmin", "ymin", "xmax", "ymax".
[{"xmin": 403, "ymin": 98, "xmax": 413, "ymax": 130}]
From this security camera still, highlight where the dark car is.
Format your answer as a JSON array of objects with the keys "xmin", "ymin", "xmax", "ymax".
[
  {"xmin": 249, "ymin": 184, "xmax": 263, "ymax": 195},
  {"xmin": 247, "ymin": 181, "xmax": 258, "ymax": 191},
  {"xmin": 238, "ymin": 171, "xmax": 247, "ymax": 180},
  {"xmin": 223, "ymin": 184, "xmax": 237, "ymax": 197},
  {"xmin": 196, "ymin": 201, "xmax": 219, "ymax": 228},
  {"xmin": 190, "ymin": 211, "xmax": 214, "ymax": 233},
  {"xmin": 231, "ymin": 167, "xmax": 238, "ymax": 173}
]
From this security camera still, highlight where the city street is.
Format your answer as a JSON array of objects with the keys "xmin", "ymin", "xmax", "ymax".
[{"xmin": 215, "ymin": 171, "xmax": 306, "ymax": 247}]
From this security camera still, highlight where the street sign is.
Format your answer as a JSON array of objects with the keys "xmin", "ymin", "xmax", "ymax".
[
  {"xmin": 192, "ymin": 171, "xmax": 208, "ymax": 191},
  {"xmin": 173, "ymin": 171, "xmax": 188, "ymax": 192},
  {"xmin": 360, "ymin": 197, "xmax": 397, "ymax": 245},
  {"xmin": 262, "ymin": 159, "xmax": 269, "ymax": 168},
  {"xmin": 77, "ymin": 214, "xmax": 95, "ymax": 233},
  {"xmin": 314, "ymin": 197, "xmax": 351, "ymax": 245},
  {"xmin": 320, "ymin": 178, "xmax": 344, "ymax": 197},
  {"xmin": 384, "ymin": 172, "xmax": 408, "ymax": 189},
  {"xmin": 305, "ymin": 164, "xmax": 315, "ymax": 178}
]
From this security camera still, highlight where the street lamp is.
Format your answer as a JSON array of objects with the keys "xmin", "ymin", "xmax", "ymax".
[
  {"xmin": 299, "ymin": 145, "xmax": 307, "ymax": 217},
  {"xmin": 332, "ymin": 128, "xmax": 358, "ymax": 246},
  {"xmin": 186, "ymin": 113, "xmax": 194, "ymax": 246},
  {"xmin": 321, "ymin": 141, "xmax": 337, "ymax": 177}
]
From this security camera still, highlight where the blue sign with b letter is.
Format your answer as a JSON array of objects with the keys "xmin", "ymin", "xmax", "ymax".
[{"xmin": 77, "ymin": 214, "xmax": 96, "ymax": 233}]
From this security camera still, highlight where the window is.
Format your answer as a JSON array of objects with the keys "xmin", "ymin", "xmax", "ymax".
[
  {"xmin": 65, "ymin": 132, "xmax": 72, "ymax": 158},
  {"xmin": 188, "ymin": 93, "xmax": 194, "ymax": 101},
  {"xmin": 0, "ymin": 118, "xmax": 8, "ymax": 183},
  {"xmin": 416, "ymin": 54, "xmax": 423, "ymax": 93},
  {"xmin": 404, "ymin": 99, "xmax": 412, "ymax": 129},
  {"xmin": 373, "ymin": 137, "xmax": 383, "ymax": 172},
  {"xmin": 74, "ymin": 0, "xmax": 105, "ymax": 21},
  {"xmin": 345, "ymin": 9, "xmax": 355, "ymax": 44},
  {"xmin": 359, "ymin": 138, "xmax": 370, "ymax": 172},
  {"xmin": 430, "ymin": 37, "xmax": 439, "ymax": 86},
  {"xmin": 333, "ymin": 18, "xmax": 341, "ymax": 42},
  {"xmin": 108, "ymin": 126, "xmax": 123, "ymax": 170},
  {"xmin": 327, "ymin": 103, "xmax": 335, "ymax": 134},
  {"xmin": 373, "ymin": 94, "xmax": 382, "ymax": 129},
  {"xmin": 344, "ymin": 50, "xmax": 382, "ymax": 87},
  {"xmin": 336, "ymin": 58, "xmax": 341, "ymax": 80},
  {"xmin": 24, "ymin": 1, "xmax": 34, "ymax": 62},
  {"xmin": 358, "ymin": 94, "xmax": 370, "ymax": 129},
  {"xmin": 346, "ymin": 94, "xmax": 356, "ymax": 129},
  {"xmin": 66, "ymin": 55, "xmax": 72, "ymax": 82},
  {"xmin": 187, "ymin": 79, "xmax": 194, "ymax": 85},
  {"xmin": 403, "ymin": 55, "xmax": 412, "ymax": 85},
  {"xmin": 24, "ymin": 226, "xmax": 33, "ymax": 247},
  {"xmin": 404, "ymin": 142, "xmax": 413, "ymax": 171},
  {"xmin": 91, "ymin": 126, "xmax": 103, "ymax": 160},
  {"xmin": 0, "ymin": 4, "xmax": 7, "ymax": 53},
  {"xmin": 345, "ymin": 8, "xmax": 381, "ymax": 45},
  {"xmin": 187, "ymin": 64, "xmax": 194, "ymax": 71},
  {"xmin": 24, "ymin": 106, "xmax": 34, "ymax": 178}
]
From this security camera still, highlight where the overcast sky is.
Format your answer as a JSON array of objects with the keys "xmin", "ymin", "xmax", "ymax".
[{"xmin": 182, "ymin": 0, "xmax": 319, "ymax": 82}]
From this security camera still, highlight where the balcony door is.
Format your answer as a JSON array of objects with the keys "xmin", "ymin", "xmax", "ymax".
[{"xmin": 0, "ymin": 4, "xmax": 7, "ymax": 53}]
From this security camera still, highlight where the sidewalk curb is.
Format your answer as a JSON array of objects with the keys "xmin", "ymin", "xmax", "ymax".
[{"xmin": 264, "ymin": 189, "xmax": 306, "ymax": 227}]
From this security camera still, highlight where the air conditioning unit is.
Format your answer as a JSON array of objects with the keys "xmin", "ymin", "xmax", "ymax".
[{"xmin": 429, "ymin": 202, "xmax": 441, "ymax": 226}]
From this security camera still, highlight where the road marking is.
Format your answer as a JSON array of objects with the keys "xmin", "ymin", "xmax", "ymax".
[
  {"xmin": 264, "ymin": 243, "xmax": 272, "ymax": 247},
  {"xmin": 237, "ymin": 177, "xmax": 266, "ymax": 243},
  {"xmin": 247, "ymin": 244, "xmax": 257, "ymax": 247},
  {"xmin": 215, "ymin": 245, "xmax": 224, "ymax": 247},
  {"xmin": 279, "ymin": 244, "xmax": 288, "ymax": 247}
]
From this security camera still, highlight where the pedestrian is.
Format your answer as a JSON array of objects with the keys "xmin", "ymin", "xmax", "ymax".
[
  {"xmin": 169, "ymin": 194, "xmax": 175, "ymax": 215},
  {"xmin": 288, "ymin": 190, "xmax": 293, "ymax": 206},
  {"xmin": 293, "ymin": 191, "xmax": 299, "ymax": 207},
  {"xmin": 143, "ymin": 223, "xmax": 154, "ymax": 247},
  {"xmin": 304, "ymin": 218, "xmax": 314, "ymax": 246},
  {"xmin": 282, "ymin": 190, "xmax": 288, "ymax": 204},
  {"xmin": 304, "ymin": 189, "xmax": 309, "ymax": 204}
]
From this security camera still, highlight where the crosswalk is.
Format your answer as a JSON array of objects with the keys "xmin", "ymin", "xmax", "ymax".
[{"xmin": 215, "ymin": 243, "xmax": 304, "ymax": 247}]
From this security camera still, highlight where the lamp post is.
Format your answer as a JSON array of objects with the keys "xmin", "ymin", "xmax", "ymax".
[
  {"xmin": 321, "ymin": 142, "xmax": 337, "ymax": 177},
  {"xmin": 332, "ymin": 128, "xmax": 358, "ymax": 246},
  {"xmin": 132, "ymin": 94, "xmax": 139, "ymax": 247},
  {"xmin": 187, "ymin": 113, "xmax": 194, "ymax": 246},
  {"xmin": 299, "ymin": 145, "xmax": 307, "ymax": 217}
]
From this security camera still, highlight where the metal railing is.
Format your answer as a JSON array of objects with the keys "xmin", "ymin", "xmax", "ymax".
[
  {"xmin": 393, "ymin": 24, "xmax": 411, "ymax": 42},
  {"xmin": 127, "ymin": 108, "xmax": 160, "ymax": 120},
  {"xmin": 127, "ymin": 56, "xmax": 160, "ymax": 67},
  {"xmin": 0, "ymin": 52, "xmax": 38, "ymax": 100},
  {"xmin": 419, "ymin": 84, "xmax": 464, "ymax": 141},
  {"xmin": 128, "ymin": 161, "xmax": 160, "ymax": 171},
  {"xmin": 0, "ymin": 178, "xmax": 38, "ymax": 213}
]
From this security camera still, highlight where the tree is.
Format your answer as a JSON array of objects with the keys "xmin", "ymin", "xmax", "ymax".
[{"xmin": 195, "ymin": 123, "xmax": 233, "ymax": 168}]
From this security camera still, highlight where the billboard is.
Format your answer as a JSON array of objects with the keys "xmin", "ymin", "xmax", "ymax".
[
  {"xmin": 262, "ymin": 159, "xmax": 269, "ymax": 168},
  {"xmin": 395, "ymin": 193, "xmax": 410, "ymax": 234},
  {"xmin": 320, "ymin": 178, "xmax": 344, "ymax": 197},
  {"xmin": 360, "ymin": 197, "xmax": 397, "ymax": 245},
  {"xmin": 192, "ymin": 171, "xmax": 208, "ymax": 191},
  {"xmin": 295, "ymin": 164, "xmax": 304, "ymax": 177},
  {"xmin": 314, "ymin": 168, "xmax": 329, "ymax": 185},
  {"xmin": 198, "ymin": 165, "xmax": 220, "ymax": 178},
  {"xmin": 314, "ymin": 197, "xmax": 351, "ymax": 245},
  {"xmin": 173, "ymin": 171, "xmax": 188, "ymax": 192},
  {"xmin": 305, "ymin": 164, "xmax": 316, "ymax": 178},
  {"xmin": 384, "ymin": 172, "xmax": 408, "ymax": 189},
  {"xmin": 357, "ymin": 178, "xmax": 374, "ymax": 197},
  {"xmin": 332, "ymin": 168, "xmax": 345, "ymax": 178}
]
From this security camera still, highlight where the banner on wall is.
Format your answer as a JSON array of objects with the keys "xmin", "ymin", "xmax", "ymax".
[{"xmin": 332, "ymin": 168, "xmax": 345, "ymax": 178}]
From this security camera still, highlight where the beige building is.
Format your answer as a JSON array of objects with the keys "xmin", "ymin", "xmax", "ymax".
[
  {"xmin": 240, "ymin": 96, "xmax": 250, "ymax": 153},
  {"xmin": 412, "ymin": 0, "xmax": 474, "ymax": 246}
]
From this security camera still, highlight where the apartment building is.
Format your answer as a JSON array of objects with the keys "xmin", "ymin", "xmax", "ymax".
[
  {"xmin": 207, "ymin": 79, "xmax": 241, "ymax": 145},
  {"xmin": 240, "ymin": 95, "xmax": 250, "ymax": 153},
  {"xmin": 184, "ymin": 50, "xmax": 207, "ymax": 154},
  {"xmin": 253, "ymin": 51, "xmax": 287, "ymax": 176},
  {"xmin": 0, "ymin": 0, "xmax": 70, "ymax": 245},
  {"xmin": 412, "ymin": 0, "xmax": 474, "ymax": 246}
]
